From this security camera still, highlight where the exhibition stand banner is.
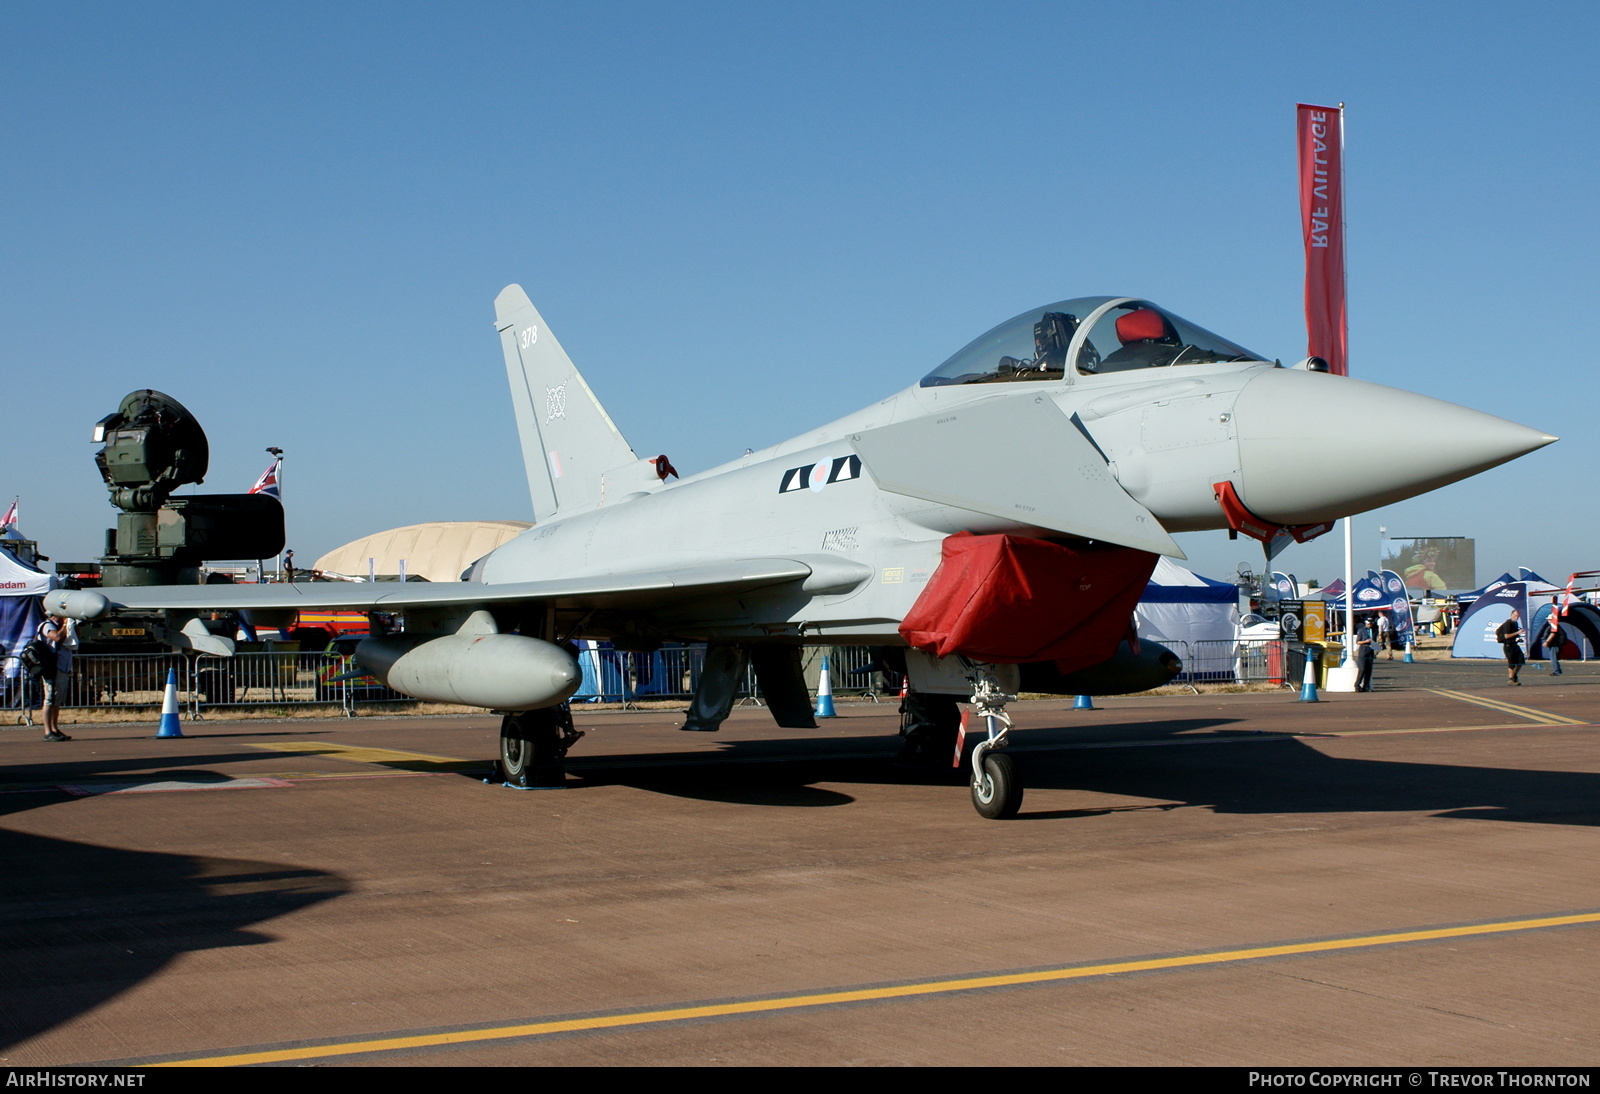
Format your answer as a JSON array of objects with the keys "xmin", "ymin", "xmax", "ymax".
[
  {"xmin": 1298, "ymin": 103, "xmax": 1347, "ymax": 375},
  {"xmin": 1381, "ymin": 570, "xmax": 1416, "ymax": 646},
  {"xmin": 0, "ymin": 545, "xmax": 54, "ymax": 674}
]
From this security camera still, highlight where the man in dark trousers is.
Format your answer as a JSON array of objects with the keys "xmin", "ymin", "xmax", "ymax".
[
  {"xmin": 1541, "ymin": 606, "xmax": 1564, "ymax": 677},
  {"xmin": 1496, "ymin": 609, "xmax": 1525, "ymax": 686},
  {"xmin": 1354, "ymin": 617, "xmax": 1378, "ymax": 692}
]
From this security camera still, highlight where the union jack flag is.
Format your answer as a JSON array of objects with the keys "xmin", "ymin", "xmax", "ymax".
[
  {"xmin": 0, "ymin": 498, "xmax": 15, "ymax": 529},
  {"xmin": 248, "ymin": 459, "xmax": 282, "ymax": 501}
]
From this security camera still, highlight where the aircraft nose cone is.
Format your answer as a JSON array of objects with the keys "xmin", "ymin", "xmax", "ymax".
[{"xmin": 1232, "ymin": 368, "xmax": 1555, "ymax": 526}]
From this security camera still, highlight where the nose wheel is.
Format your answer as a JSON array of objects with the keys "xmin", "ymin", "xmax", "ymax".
[
  {"xmin": 970, "ymin": 749, "xmax": 1022, "ymax": 819},
  {"xmin": 965, "ymin": 663, "xmax": 1023, "ymax": 819}
]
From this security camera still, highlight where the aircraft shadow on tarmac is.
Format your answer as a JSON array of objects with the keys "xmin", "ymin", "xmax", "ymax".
[
  {"xmin": 556, "ymin": 718, "xmax": 1240, "ymax": 807},
  {"xmin": 560, "ymin": 720, "xmax": 1600, "ymax": 828},
  {"xmin": 1004, "ymin": 735, "xmax": 1600, "ymax": 826},
  {"xmin": 0, "ymin": 788, "xmax": 349, "ymax": 1051},
  {"xmin": 571, "ymin": 763, "xmax": 860, "ymax": 808}
]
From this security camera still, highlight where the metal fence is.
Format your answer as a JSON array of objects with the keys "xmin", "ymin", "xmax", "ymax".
[
  {"xmin": 572, "ymin": 645, "xmax": 707, "ymax": 704},
  {"xmin": 2, "ymin": 646, "xmax": 888, "ymax": 718},
  {"xmin": 2, "ymin": 657, "xmax": 36, "ymax": 720},
  {"xmin": 2, "ymin": 651, "xmax": 411, "ymax": 719},
  {"xmin": 571, "ymin": 644, "xmax": 889, "ymax": 706},
  {"xmin": 818, "ymin": 645, "xmax": 886, "ymax": 699},
  {"xmin": 1165, "ymin": 639, "xmax": 1289, "ymax": 685},
  {"xmin": 2, "ymin": 639, "xmax": 1291, "ymax": 721},
  {"xmin": 191, "ymin": 651, "xmax": 413, "ymax": 712}
]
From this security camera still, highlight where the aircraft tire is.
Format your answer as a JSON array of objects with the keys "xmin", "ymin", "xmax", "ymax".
[
  {"xmin": 970, "ymin": 751, "xmax": 1022, "ymax": 819},
  {"xmin": 499, "ymin": 711, "xmax": 567, "ymax": 788}
]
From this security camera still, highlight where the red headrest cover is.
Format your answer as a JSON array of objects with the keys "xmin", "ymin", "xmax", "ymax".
[{"xmin": 1116, "ymin": 308, "xmax": 1167, "ymax": 343}]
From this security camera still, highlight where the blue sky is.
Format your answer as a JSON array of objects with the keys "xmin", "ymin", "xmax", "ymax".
[{"xmin": 3, "ymin": 1, "xmax": 1594, "ymax": 588}]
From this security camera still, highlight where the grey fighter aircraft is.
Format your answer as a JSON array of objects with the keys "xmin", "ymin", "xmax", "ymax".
[{"xmin": 48, "ymin": 288, "xmax": 1554, "ymax": 817}]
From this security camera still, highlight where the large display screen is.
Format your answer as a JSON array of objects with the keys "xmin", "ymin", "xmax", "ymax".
[{"xmin": 1381, "ymin": 537, "xmax": 1476, "ymax": 592}]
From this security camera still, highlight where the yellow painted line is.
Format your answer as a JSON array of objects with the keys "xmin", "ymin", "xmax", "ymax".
[
  {"xmin": 1433, "ymin": 687, "xmax": 1580, "ymax": 722},
  {"xmin": 1299, "ymin": 722, "xmax": 1540, "ymax": 738},
  {"xmin": 265, "ymin": 770, "xmax": 443, "ymax": 781},
  {"xmin": 151, "ymin": 910, "xmax": 1600, "ymax": 1067},
  {"xmin": 246, "ymin": 742, "xmax": 477, "ymax": 771},
  {"xmin": 1427, "ymin": 689, "xmax": 1588, "ymax": 726},
  {"xmin": 1433, "ymin": 687, "xmax": 1568, "ymax": 722}
]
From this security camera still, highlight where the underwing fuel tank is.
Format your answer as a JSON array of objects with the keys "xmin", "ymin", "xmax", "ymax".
[
  {"xmin": 1018, "ymin": 640, "xmax": 1183, "ymax": 696},
  {"xmin": 355, "ymin": 633, "xmax": 581, "ymax": 711}
]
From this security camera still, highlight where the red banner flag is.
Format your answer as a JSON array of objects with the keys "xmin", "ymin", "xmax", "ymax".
[{"xmin": 1297, "ymin": 103, "xmax": 1347, "ymax": 375}]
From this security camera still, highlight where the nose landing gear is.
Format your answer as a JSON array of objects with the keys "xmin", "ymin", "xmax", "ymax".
[{"xmin": 966, "ymin": 664, "xmax": 1023, "ymax": 819}]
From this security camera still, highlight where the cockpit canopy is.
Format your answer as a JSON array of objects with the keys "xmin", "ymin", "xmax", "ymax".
[{"xmin": 919, "ymin": 297, "xmax": 1267, "ymax": 387}]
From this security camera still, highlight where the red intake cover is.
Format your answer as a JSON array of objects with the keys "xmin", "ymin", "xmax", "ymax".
[{"xmin": 899, "ymin": 532, "xmax": 1157, "ymax": 669}]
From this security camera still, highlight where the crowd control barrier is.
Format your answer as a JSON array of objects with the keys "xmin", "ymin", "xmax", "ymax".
[{"xmin": 4, "ymin": 640, "xmax": 1288, "ymax": 721}]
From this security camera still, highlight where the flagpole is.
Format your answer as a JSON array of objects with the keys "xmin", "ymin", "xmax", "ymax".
[
  {"xmin": 264, "ymin": 447, "xmax": 284, "ymax": 580},
  {"xmin": 1337, "ymin": 103, "xmax": 1354, "ymax": 663},
  {"xmin": 275, "ymin": 451, "xmax": 284, "ymax": 580},
  {"xmin": 1297, "ymin": 100, "xmax": 1353, "ymax": 681},
  {"xmin": 1343, "ymin": 519, "xmax": 1354, "ymax": 659}
]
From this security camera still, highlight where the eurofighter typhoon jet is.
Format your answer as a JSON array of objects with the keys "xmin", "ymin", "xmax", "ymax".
[{"xmin": 49, "ymin": 287, "xmax": 1554, "ymax": 817}]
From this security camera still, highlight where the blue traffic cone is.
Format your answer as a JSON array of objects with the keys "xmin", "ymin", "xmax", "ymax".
[
  {"xmin": 1073, "ymin": 693, "xmax": 1096, "ymax": 711},
  {"xmin": 1297, "ymin": 651, "xmax": 1321, "ymax": 703},
  {"xmin": 814, "ymin": 655, "xmax": 837, "ymax": 718},
  {"xmin": 1403, "ymin": 641, "xmax": 1415, "ymax": 664},
  {"xmin": 156, "ymin": 668, "xmax": 186, "ymax": 737}
]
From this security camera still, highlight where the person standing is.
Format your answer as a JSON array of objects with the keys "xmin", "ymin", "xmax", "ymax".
[
  {"xmin": 1376, "ymin": 610, "xmax": 1395, "ymax": 660},
  {"xmin": 1496, "ymin": 610, "xmax": 1525, "ymax": 686},
  {"xmin": 36, "ymin": 611, "xmax": 73, "ymax": 741},
  {"xmin": 1542, "ymin": 607, "xmax": 1564, "ymax": 677},
  {"xmin": 1354, "ymin": 617, "xmax": 1378, "ymax": 692}
]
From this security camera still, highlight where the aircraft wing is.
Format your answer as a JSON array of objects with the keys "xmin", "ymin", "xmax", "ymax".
[
  {"xmin": 48, "ymin": 557, "xmax": 859, "ymax": 620},
  {"xmin": 848, "ymin": 394, "xmax": 1185, "ymax": 558}
]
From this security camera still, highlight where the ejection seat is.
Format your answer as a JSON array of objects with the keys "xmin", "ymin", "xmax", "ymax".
[{"xmin": 1096, "ymin": 307, "xmax": 1184, "ymax": 372}]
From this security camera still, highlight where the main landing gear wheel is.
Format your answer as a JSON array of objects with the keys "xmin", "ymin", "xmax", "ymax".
[
  {"xmin": 970, "ymin": 751, "xmax": 1022, "ymax": 819},
  {"xmin": 499, "ymin": 706, "xmax": 582, "ymax": 788}
]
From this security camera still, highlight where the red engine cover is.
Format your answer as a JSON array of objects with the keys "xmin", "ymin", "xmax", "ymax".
[{"xmin": 899, "ymin": 533, "xmax": 1157, "ymax": 669}]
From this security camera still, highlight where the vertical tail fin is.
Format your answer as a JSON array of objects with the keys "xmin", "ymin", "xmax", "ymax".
[{"xmin": 495, "ymin": 285, "xmax": 638, "ymax": 520}]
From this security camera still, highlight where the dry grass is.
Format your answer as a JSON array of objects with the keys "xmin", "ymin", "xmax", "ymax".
[
  {"xmin": 1393, "ymin": 634, "xmax": 1456, "ymax": 661},
  {"xmin": 9, "ymin": 701, "xmax": 473, "ymax": 726},
  {"xmin": 14, "ymin": 682, "xmax": 1300, "ymax": 727},
  {"xmin": 1017, "ymin": 681, "xmax": 1288, "ymax": 701},
  {"xmin": 1130, "ymin": 681, "xmax": 1290, "ymax": 696},
  {"xmin": 11, "ymin": 696, "xmax": 725, "ymax": 726}
]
